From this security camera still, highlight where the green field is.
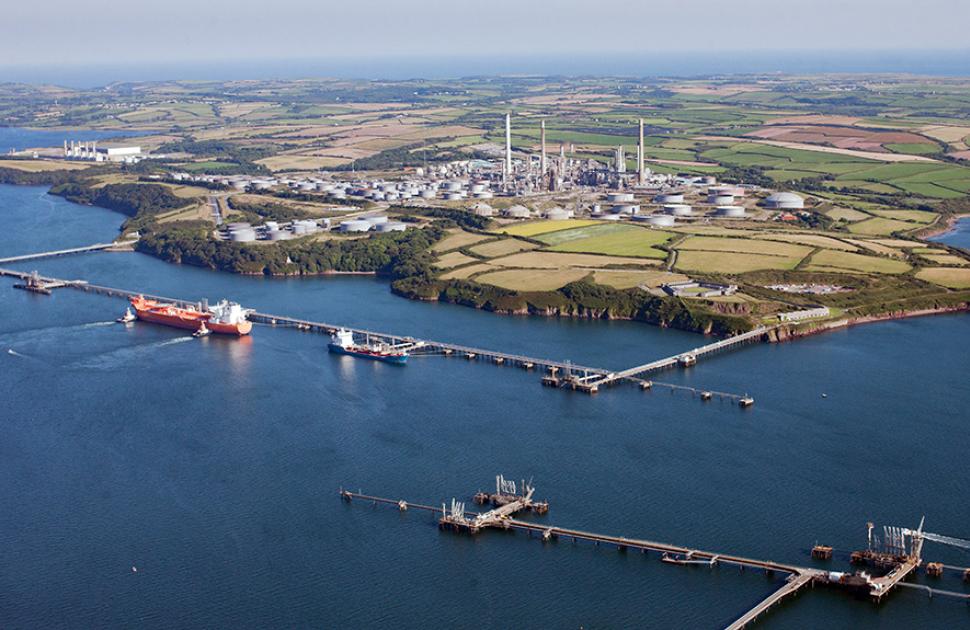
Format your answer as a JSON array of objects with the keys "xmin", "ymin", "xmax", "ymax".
[
  {"xmin": 916, "ymin": 267, "xmax": 970, "ymax": 288},
  {"xmin": 674, "ymin": 250, "xmax": 804, "ymax": 273},
  {"xmin": 543, "ymin": 224, "xmax": 673, "ymax": 258},
  {"xmin": 677, "ymin": 236, "xmax": 813, "ymax": 258},
  {"xmin": 498, "ymin": 219, "xmax": 600, "ymax": 237},
  {"xmin": 804, "ymin": 250, "xmax": 911, "ymax": 274}
]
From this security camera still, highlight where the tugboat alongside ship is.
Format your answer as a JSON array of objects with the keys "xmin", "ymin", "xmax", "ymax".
[{"xmin": 126, "ymin": 296, "xmax": 253, "ymax": 336}]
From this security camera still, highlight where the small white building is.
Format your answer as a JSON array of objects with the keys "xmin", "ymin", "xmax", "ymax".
[{"xmin": 778, "ymin": 307, "xmax": 830, "ymax": 322}]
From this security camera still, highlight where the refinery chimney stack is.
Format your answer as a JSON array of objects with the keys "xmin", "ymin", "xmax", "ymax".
[
  {"xmin": 504, "ymin": 112, "xmax": 512, "ymax": 184},
  {"xmin": 540, "ymin": 119, "xmax": 546, "ymax": 177},
  {"xmin": 638, "ymin": 118, "xmax": 646, "ymax": 185}
]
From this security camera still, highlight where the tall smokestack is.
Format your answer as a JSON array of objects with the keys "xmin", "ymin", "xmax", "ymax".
[
  {"xmin": 504, "ymin": 112, "xmax": 512, "ymax": 184},
  {"xmin": 540, "ymin": 119, "xmax": 546, "ymax": 177},
  {"xmin": 638, "ymin": 118, "xmax": 646, "ymax": 185},
  {"xmin": 616, "ymin": 145, "xmax": 625, "ymax": 174}
]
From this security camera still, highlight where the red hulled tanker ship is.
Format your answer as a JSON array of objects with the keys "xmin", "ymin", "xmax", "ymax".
[{"xmin": 129, "ymin": 296, "xmax": 253, "ymax": 335}]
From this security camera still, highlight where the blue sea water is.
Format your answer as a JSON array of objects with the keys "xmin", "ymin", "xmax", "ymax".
[
  {"xmin": 1, "ymin": 50, "xmax": 968, "ymax": 88},
  {"xmin": 932, "ymin": 216, "xmax": 970, "ymax": 251},
  {"xmin": 1, "ymin": 185, "xmax": 969, "ymax": 628}
]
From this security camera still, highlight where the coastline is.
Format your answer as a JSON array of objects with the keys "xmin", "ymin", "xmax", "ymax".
[
  {"xmin": 920, "ymin": 212, "xmax": 970, "ymax": 240},
  {"xmin": 771, "ymin": 304, "xmax": 970, "ymax": 343}
]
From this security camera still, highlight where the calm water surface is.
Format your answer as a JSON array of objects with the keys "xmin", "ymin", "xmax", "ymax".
[{"xmin": 1, "ymin": 185, "xmax": 969, "ymax": 628}]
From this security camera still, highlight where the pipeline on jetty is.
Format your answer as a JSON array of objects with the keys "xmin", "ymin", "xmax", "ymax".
[
  {"xmin": 1, "ymin": 266, "xmax": 758, "ymax": 404},
  {"xmin": 341, "ymin": 482, "xmax": 970, "ymax": 629}
]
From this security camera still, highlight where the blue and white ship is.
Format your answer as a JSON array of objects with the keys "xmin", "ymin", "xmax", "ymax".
[{"xmin": 327, "ymin": 329, "xmax": 410, "ymax": 364}]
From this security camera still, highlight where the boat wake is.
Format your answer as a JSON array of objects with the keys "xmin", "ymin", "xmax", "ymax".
[
  {"xmin": 80, "ymin": 321, "xmax": 116, "ymax": 329},
  {"xmin": 70, "ymin": 336, "xmax": 195, "ymax": 369}
]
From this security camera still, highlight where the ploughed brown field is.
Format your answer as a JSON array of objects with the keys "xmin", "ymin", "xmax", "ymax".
[{"xmin": 745, "ymin": 125, "xmax": 934, "ymax": 152}]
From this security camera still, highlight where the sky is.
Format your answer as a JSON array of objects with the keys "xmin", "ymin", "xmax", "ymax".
[{"xmin": 2, "ymin": 0, "xmax": 969, "ymax": 69}]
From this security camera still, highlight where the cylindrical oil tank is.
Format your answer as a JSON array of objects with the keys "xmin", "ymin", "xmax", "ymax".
[
  {"xmin": 664, "ymin": 204, "xmax": 692, "ymax": 216},
  {"xmin": 365, "ymin": 216, "xmax": 389, "ymax": 226},
  {"xmin": 607, "ymin": 192, "xmax": 635, "ymax": 203},
  {"xmin": 339, "ymin": 220, "xmax": 372, "ymax": 233},
  {"xmin": 654, "ymin": 193, "xmax": 684, "ymax": 204},
  {"xmin": 420, "ymin": 189, "xmax": 437, "ymax": 199},
  {"xmin": 266, "ymin": 230, "xmax": 289, "ymax": 241},
  {"xmin": 229, "ymin": 228, "xmax": 256, "ymax": 242},
  {"xmin": 443, "ymin": 192, "xmax": 464, "ymax": 201},
  {"xmin": 715, "ymin": 206, "xmax": 746, "ymax": 217},
  {"xmin": 708, "ymin": 194, "xmax": 735, "ymax": 205},
  {"xmin": 611, "ymin": 204, "xmax": 640, "ymax": 215},
  {"xmin": 376, "ymin": 222, "xmax": 408, "ymax": 232},
  {"xmin": 646, "ymin": 214, "xmax": 676, "ymax": 227}
]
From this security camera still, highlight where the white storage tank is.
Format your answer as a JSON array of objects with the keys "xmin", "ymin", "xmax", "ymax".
[
  {"xmin": 611, "ymin": 204, "xmax": 640, "ymax": 215},
  {"xmin": 664, "ymin": 204, "xmax": 693, "ymax": 216},
  {"xmin": 339, "ymin": 219, "xmax": 372, "ymax": 233},
  {"xmin": 607, "ymin": 192, "xmax": 635, "ymax": 203},
  {"xmin": 420, "ymin": 189, "xmax": 437, "ymax": 199},
  {"xmin": 229, "ymin": 228, "xmax": 257, "ymax": 242},
  {"xmin": 545, "ymin": 207, "xmax": 572, "ymax": 220},
  {"xmin": 764, "ymin": 192, "xmax": 805, "ymax": 209},
  {"xmin": 503, "ymin": 205, "xmax": 531, "ymax": 218},
  {"xmin": 443, "ymin": 192, "xmax": 464, "ymax": 201},
  {"xmin": 646, "ymin": 214, "xmax": 676, "ymax": 227},
  {"xmin": 266, "ymin": 230, "xmax": 290, "ymax": 241},
  {"xmin": 376, "ymin": 222, "xmax": 408, "ymax": 233},
  {"xmin": 364, "ymin": 216, "xmax": 389, "ymax": 226},
  {"xmin": 654, "ymin": 193, "xmax": 684, "ymax": 204},
  {"xmin": 474, "ymin": 191, "xmax": 493, "ymax": 199},
  {"xmin": 708, "ymin": 193, "xmax": 735, "ymax": 205},
  {"xmin": 715, "ymin": 206, "xmax": 747, "ymax": 218}
]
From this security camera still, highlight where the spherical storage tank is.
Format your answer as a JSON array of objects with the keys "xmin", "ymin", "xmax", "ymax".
[
  {"xmin": 715, "ymin": 206, "xmax": 746, "ymax": 218},
  {"xmin": 664, "ymin": 204, "xmax": 692, "ymax": 216},
  {"xmin": 764, "ymin": 192, "xmax": 805, "ymax": 209},
  {"xmin": 607, "ymin": 192, "xmax": 635, "ymax": 203},
  {"xmin": 645, "ymin": 214, "xmax": 676, "ymax": 227},
  {"xmin": 339, "ymin": 220, "xmax": 372, "ymax": 233},
  {"xmin": 654, "ymin": 193, "xmax": 684, "ymax": 204}
]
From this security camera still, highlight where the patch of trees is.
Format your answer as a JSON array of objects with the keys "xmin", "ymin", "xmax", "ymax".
[
  {"xmin": 156, "ymin": 139, "xmax": 272, "ymax": 174},
  {"xmin": 50, "ymin": 182, "xmax": 187, "ymax": 218},
  {"xmin": 137, "ymin": 221, "xmax": 444, "ymax": 278},
  {"xmin": 718, "ymin": 166, "xmax": 774, "ymax": 188}
]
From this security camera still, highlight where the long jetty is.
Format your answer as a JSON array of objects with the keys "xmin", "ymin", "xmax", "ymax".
[
  {"xmin": 1, "ymin": 265, "xmax": 764, "ymax": 403},
  {"xmin": 341, "ymin": 487, "xmax": 825, "ymax": 629},
  {"xmin": 0, "ymin": 241, "xmax": 136, "ymax": 265}
]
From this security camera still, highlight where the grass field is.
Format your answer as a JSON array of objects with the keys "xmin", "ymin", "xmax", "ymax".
[
  {"xmin": 474, "ymin": 268, "xmax": 591, "ymax": 291},
  {"xmin": 753, "ymin": 233, "xmax": 859, "ymax": 251},
  {"xmin": 921, "ymin": 254, "xmax": 969, "ymax": 266},
  {"xmin": 804, "ymin": 250, "xmax": 911, "ymax": 274},
  {"xmin": 440, "ymin": 263, "xmax": 494, "ymax": 280},
  {"xmin": 431, "ymin": 230, "xmax": 491, "ymax": 253},
  {"xmin": 543, "ymin": 224, "xmax": 673, "ymax": 258},
  {"xmin": 847, "ymin": 217, "xmax": 919, "ymax": 235},
  {"xmin": 677, "ymin": 236, "xmax": 813, "ymax": 258},
  {"xmin": 674, "ymin": 250, "xmax": 804, "ymax": 273},
  {"xmin": 491, "ymin": 251, "xmax": 659, "ymax": 269},
  {"xmin": 915, "ymin": 267, "xmax": 970, "ymax": 288},
  {"xmin": 591, "ymin": 269, "xmax": 690, "ymax": 289},
  {"xmin": 468, "ymin": 239, "xmax": 538, "ymax": 258},
  {"xmin": 869, "ymin": 209, "xmax": 937, "ymax": 224},
  {"xmin": 825, "ymin": 207, "xmax": 870, "ymax": 222},
  {"xmin": 497, "ymin": 219, "xmax": 600, "ymax": 237},
  {"xmin": 0, "ymin": 159, "xmax": 91, "ymax": 172},
  {"xmin": 434, "ymin": 251, "xmax": 479, "ymax": 269}
]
